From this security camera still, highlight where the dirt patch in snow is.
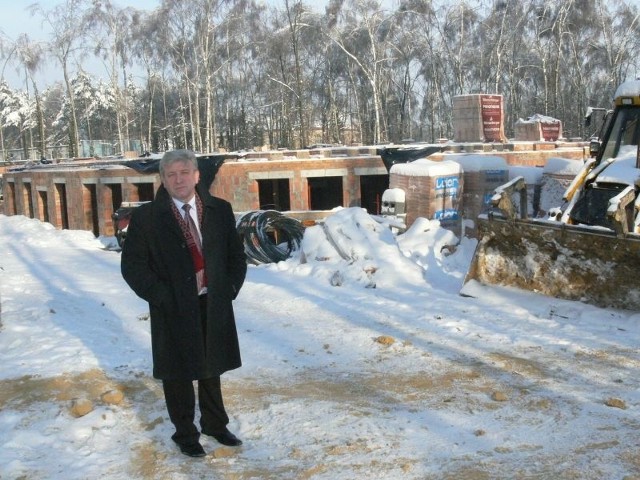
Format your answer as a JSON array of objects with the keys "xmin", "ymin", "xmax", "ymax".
[
  {"xmin": 0, "ymin": 368, "xmax": 123, "ymax": 409},
  {"xmin": 1, "ymin": 357, "xmax": 638, "ymax": 479}
]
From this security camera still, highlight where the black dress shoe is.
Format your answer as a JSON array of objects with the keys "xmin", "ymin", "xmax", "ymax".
[
  {"xmin": 202, "ymin": 427, "xmax": 243, "ymax": 446},
  {"xmin": 177, "ymin": 442, "xmax": 206, "ymax": 457}
]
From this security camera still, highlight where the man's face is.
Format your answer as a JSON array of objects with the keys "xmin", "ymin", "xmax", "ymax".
[{"xmin": 161, "ymin": 160, "xmax": 200, "ymax": 203}]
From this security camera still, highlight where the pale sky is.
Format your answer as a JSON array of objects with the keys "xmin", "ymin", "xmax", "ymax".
[
  {"xmin": 1, "ymin": 0, "xmax": 161, "ymax": 39},
  {"xmin": 0, "ymin": 0, "xmax": 163, "ymax": 87},
  {"xmin": 0, "ymin": 0, "xmax": 324, "ymax": 88}
]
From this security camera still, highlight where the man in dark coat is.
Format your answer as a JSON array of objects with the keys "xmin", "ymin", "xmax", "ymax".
[{"xmin": 121, "ymin": 149, "xmax": 247, "ymax": 458}]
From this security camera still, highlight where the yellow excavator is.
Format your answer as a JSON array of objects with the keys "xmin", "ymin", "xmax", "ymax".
[{"xmin": 462, "ymin": 79, "xmax": 640, "ymax": 311}]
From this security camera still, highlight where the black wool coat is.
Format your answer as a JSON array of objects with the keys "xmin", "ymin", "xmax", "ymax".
[{"xmin": 121, "ymin": 184, "xmax": 247, "ymax": 380}]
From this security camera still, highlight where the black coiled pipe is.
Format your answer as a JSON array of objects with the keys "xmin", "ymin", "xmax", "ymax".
[{"xmin": 236, "ymin": 210, "xmax": 305, "ymax": 264}]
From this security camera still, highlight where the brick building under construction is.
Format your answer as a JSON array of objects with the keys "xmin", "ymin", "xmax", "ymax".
[{"xmin": 0, "ymin": 141, "xmax": 585, "ymax": 238}]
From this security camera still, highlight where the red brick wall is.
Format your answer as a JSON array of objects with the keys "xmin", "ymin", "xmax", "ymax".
[{"xmin": 210, "ymin": 154, "xmax": 384, "ymax": 212}]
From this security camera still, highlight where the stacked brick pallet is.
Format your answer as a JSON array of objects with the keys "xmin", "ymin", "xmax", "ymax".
[
  {"xmin": 452, "ymin": 94, "xmax": 507, "ymax": 143},
  {"xmin": 514, "ymin": 114, "xmax": 563, "ymax": 142},
  {"xmin": 389, "ymin": 159, "xmax": 464, "ymax": 232},
  {"xmin": 448, "ymin": 154, "xmax": 509, "ymax": 235}
]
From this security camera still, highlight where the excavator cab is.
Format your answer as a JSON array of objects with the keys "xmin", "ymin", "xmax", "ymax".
[
  {"xmin": 568, "ymin": 103, "xmax": 640, "ymax": 232},
  {"xmin": 598, "ymin": 105, "xmax": 640, "ymax": 161}
]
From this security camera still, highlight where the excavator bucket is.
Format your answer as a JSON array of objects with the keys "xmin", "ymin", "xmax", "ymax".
[{"xmin": 461, "ymin": 176, "xmax": 640, "ymax": 311}]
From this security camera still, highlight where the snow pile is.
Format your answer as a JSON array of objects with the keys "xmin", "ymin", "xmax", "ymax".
[
  {"xmin": 292, "ymin": 207, "xmax": 469, "ymax": 291},
  {"xmin": 396, "ymin": 216, "xmax": 476, "ymax": 290}
]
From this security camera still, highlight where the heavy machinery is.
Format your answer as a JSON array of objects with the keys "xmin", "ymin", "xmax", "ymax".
[{"xmin": 462, "ymin": 79, "xmax": 640, "ymax": 311}]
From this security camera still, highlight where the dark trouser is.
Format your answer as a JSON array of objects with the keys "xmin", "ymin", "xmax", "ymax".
[
  {"xmin": 162, "ymin": 295, "xmax": 230, "ymax": 446},
  {"xmin": 162, "ymin": 376, "xmax": 230, "ymax": 446}
]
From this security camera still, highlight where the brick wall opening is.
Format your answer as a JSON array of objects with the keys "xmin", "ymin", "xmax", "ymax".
[
  {"xmin": 37, "ymin": 189, "xmax": 49, "ymax": 223},
  {"xmin": 5, "ymin": 181, "xmax": 16, "ymax": 215},
  {"xmin": 83, "ymin": 183, "xmax": 99, "ymax": 237},
  {"xmin": 360, "ymin": 174, "xmax": 388, "ymax": 215},
  {"xmin": 258, "ymin": 178, "xmax": 291, "ymax": 211},
  {"xmin": 108, "ymin": 184, "xmax": 123, "ymax": 212},
  {"xmin": 103, "ymin": 183, "xmax": 124, "ymax": 235},
  {"xmin": 23, "ymin": 182, "xmax": 34, "ymax": 218},
  {"xmin": 136, "ymin": 182, "xmax": 155, "ymax": 202},
  {"xmin": 54, "ymin": 183, "xmax": 69, "ymax": 229},
  {"xmin": 307, "ymin": 176, "xmax": 343, "ymax": 210}
]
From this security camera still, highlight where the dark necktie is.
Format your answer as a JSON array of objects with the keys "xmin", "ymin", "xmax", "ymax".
[{"xmin": 182, "ymin": 204, "xmax": 202, "ymax": 252}]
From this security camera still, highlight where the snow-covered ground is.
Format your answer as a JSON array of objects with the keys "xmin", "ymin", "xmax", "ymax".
[{"xmin": 2, "ymin": 209, "xmax": 640, "ymax": 479}]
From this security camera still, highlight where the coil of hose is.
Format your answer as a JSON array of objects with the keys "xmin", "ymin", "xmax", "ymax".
[{"xmin": 236, "ymin": 210, "xmax": 305, "ymax": 264}]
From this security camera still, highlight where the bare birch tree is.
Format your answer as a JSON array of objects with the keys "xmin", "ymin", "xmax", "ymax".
[
  {"xmin": 30, "ymin": 0, "xmax": 90, "ymax": 158},
  {"xmin": 88, "ymin": 1, "xmax": 139, "ymax": 154},
  {"xmin": 326, "ymin": 0, "xmax": 397, "ymax": 144},
  {"xmin": 14, "ymin": 34, "xmax": 46, "ymax": 159}
]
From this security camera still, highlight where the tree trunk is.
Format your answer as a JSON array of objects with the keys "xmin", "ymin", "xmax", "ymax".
[
  {"xmin": 32, "ymin": 81, "xmax": 46, "ymax": 159},
  {"xmin": 285, "ymin": 0, "xmax": 308, "ymax": 149},
  {"xmin": 62, "ymin": 64, "xmax": 80, "ymax": 158},
  {"xmin": 146, "ymin": 72, "xmax": 155, "ymax": 152}
]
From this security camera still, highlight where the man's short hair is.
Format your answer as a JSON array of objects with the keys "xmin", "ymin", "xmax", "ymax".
[{"xmin": 159, "ymin": 149, "xmax": 198, "ymax": 177}]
